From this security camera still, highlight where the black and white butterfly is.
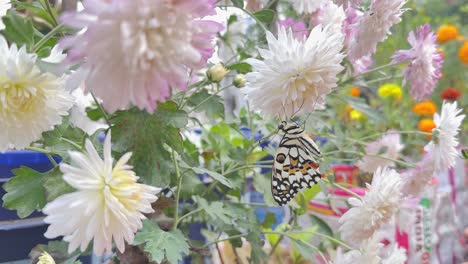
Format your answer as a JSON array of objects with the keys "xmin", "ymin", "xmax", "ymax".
[{"xmin": 271, "ymin": 121, "xmax": 322, "ymax": 205}]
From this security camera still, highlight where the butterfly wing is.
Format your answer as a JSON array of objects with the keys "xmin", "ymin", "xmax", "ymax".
[{"xmin": 271, "ymin": 135, "xmax": 322, "ymax": 205}]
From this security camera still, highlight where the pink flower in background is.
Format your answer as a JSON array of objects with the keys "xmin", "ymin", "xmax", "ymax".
[
  {"xmin": 356, "ymin": 131, "xmax": 404, "ymax": 174},
  {"xmin": 61, "ymin": 0, "xmax": 222, "ymax": 113},
  {"xmin": 348, "ymin": 0, "xmax": 407, "ymax": 61},
  {"xmin": 401, "ymin": 153, "xmax": 435, "ymax": 197},
  {"xmin": 311, "ymin": 1, "xmax": 346, "ymax": 34},
  {"xmin": 343, "ymin": 7, "xmax": 361, "ymax": 47},
  {"xmin": 352, "ymin": 55, "xmax": 373, "ymax": 75},
  {"xmin": 333, "ymin": 0, "xmax": 363, "ymax": 8},
  {"xmin": 277, "ymin": 18, "xmax": 308, "ymax": 40},
  {"xmin": 392, "ymin": 24, "xmax": 444, "ymax": 101}
]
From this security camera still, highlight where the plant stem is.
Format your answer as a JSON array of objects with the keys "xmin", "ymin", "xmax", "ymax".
[
  {"xmin": 175, "ymin": 208, "xmax": 203, "ymax": 228},
  {"xmin": 32, "ymin": 23, "xmax": 63, "ymax": 52},
  {"xmin": 25, "ymin": 146, "xmax": 55, "ymax": 155},
  {"xmin": 204, "ymin": 234, "xmax": 245, "ymax": 247},
  {"xmin": 188, "ymin": 85, "xmax": 232, "ymax": 113},
  {"xmin": 323, "ymin": 178, "xmax": 362, "ymax": 199},
  {"xmin": 172, "ymin": 150, "xmax": 183, "ymax": 230},
  {"xmin": 41, "ymin": 0, "xmax": 59, "ymax": 27},
  {"xmin": 60, "ymin": 137, "xmax": 82, "ymax": 151},
  {"xmin": 91, "ymin": 92, "xmax": 111, "ymax": 127}
]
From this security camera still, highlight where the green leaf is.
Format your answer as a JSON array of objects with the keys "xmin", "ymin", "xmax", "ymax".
[
  {"xmin": 303, "ymin": 184, "xmax": 321, "ymax": 201},
  {"xmin": 227, "ymin": 62, "xmax": 252, "ymax": 74},
  {"xmin": 290, "ymin": 239, "xmax": 316, "ymax": 261},
  {"xmin": 12, "ymin": 0, "xmax": 56, "ymax": 27},
  {"xmin": 1, "ymin": 10, "xmax": 35, "ymax": 48},
  {"xmin": 2, "ymin": 167, "xmax": 47, "ymax": 218},
  {"xmin": 43, "ymin": 167, "xmax": 74, "ymax": 202},
  {"xmin": 340, "ymin": 96, "xmax": 384, "ymax": 121},
  {"xmin": 112, "ymin": 105, "xmax": 187, "ymax": 186},
  {"xmin": 186, "ymin": 90, "xmax": 224, "ymax": 120},
  {"xmin": 309, "ymin": 215, "xmax": 333, "ymax": 237},
  {"xmin": 231, "ymin": 0, "xmax": 244, "ymax": 8},
  {"xmin": 253, "ymin": 9, "xmax": 275, "ymax": 24},
  {"xmin": 253, "ymin": 172, "xmax": 278, "ymax": 206},
  {"xmin": 261, "ymin": 212, "xmax": 277, "ymax": 229},
  {"xmin": 197, "ymin": 198, "xmax": 234, "ymax": 224},
  {"xmin": 133, "ymin": 220, "xmax": 190, "ymax": 264},
  {"xmin": 179, "ymin": 164, "xmax": 232, "ymax": 188}
]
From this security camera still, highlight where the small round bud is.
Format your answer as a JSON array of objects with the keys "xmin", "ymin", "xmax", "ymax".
[
  {"xmin": 207, "ymin": 64, "xmax": 229, "ymax": 82},
  {"xmin": 233, "ymin": 74, "xmax": 246, "ymax": 88}
]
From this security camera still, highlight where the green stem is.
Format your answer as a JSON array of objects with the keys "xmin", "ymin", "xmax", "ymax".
[
  {"xmin": 204, "ymin": 234, "xmax": 245, "ymax": 247},
  {"xmin": 323, "ymin": 178, "xmax": 362, "ymax": 200},
  {"xmin": 300, "ymin": 232, "xmax": 353, "ymax": 250},
  {"xmin": 60, "ymin": 137, "xmax": 82, "ymax": 151},
  {"xmin": 46, "ymin": 154, "xmax": 58, "ymax": 167},
  {"xmin": 32, "ymin": 23, "xmax": 63, "ymax": 52},
  {"xmin": 25, "ymin": 146, "xmax": 55, "ymax": 155},
  {"xmin": 41, "ymin": 0, "xmax": 59, "ymax": 27},
  {"xmin": 172, "ymin": 150, "xmax": 183, "ymax": 230},
  {"xmin": 90, "ymin": 93, "xmax": 111, "ymax": 127},
  {"xmin": 188, "ymin": 85, "xmax": 232, "ymax": 113},
  {"xmin": 174, "ymin": 208, "xmax": 203, "ymax": 228}
]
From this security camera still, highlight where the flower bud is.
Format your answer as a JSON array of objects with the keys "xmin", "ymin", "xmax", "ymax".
[
  {"xmin": 38, "ymin": 252, "xmax": 56, "ymax": 264},
  {"xmin": 207, "ymin": 64, "xmax": 229, "ymax": 82},
  {"xmin": 233, "ymin": 74, "xmax": 246, "ymax": 88}
]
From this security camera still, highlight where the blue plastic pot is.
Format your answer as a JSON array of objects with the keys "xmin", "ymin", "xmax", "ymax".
[{"xmin": 0, "ymin": 150, "xmax": 61, "ymax": 262}]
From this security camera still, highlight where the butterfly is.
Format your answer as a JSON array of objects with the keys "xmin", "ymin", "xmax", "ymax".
[{"xmin": 271, "ymin": 121, "xmax": 322, "ymax": 205}]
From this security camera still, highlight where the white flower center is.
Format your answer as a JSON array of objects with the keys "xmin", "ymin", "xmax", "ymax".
[{"xmin": 0, "ymin": 81, "xmax": 38, "ymax": 114}]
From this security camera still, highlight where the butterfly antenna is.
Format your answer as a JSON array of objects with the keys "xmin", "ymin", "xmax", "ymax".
[{"xmin": 291, "ymin": 98, "xmax": 305, "ymax": 121}]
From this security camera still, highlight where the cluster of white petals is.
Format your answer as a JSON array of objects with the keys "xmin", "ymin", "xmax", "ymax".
[
  {"xmin": 43, "ymin": 133, "xmax": 161, "ymax": 255},
  {"xmin": 244, "ymin": 26, "xmax": 345, "ymax": 118},
  {"xmin": 339, "ymin": 167, "xmax": 403, "ymax": 244},
  {"xmin": 0, "ymin": 36, "xmax": 73, "ymax": 151},
  {"xmin": 424, "ymin": 101, "xmax": 465, "ymax": 172}
]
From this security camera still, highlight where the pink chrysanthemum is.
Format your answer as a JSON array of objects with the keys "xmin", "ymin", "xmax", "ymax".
[
  {"xmin": 348, "ymin": 0, "xmax": 407, "ymax": 61},
  {"xmin": 61, "ymin": 0, "xmax": 222, "ymax": 113},
  {"xmin": 392, "ymin": 24, "xmax": 444, "ymax": 101},
  {"xmin": 277, "ymin": 18, "xmax": 309, "ymax": 40},
  {"xmin": 401, "ymin": 153, "xmax": 435, "ymax": 197},
  {"xmin": 333, "ymin": 0, "xmax": 363, "ymax": 8}
]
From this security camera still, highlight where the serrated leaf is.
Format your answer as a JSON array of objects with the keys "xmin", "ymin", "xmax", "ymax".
[
  {"xmin": 112, "ymin": 105, "xmax": 186, "ymax": 186},
  {"xmin": 180, "ymin": 164, "xmax": 232, "ymax": 188},
  {"xmin": 43, "ymin": 167, "xmax": 74, "ymax": 202},
  {"xmin": 227, "ymin": 62, "xmax": 252, "ymax": 74},
  {"xmin": 133, "ymin": 220, "xmax": 190, "ymax": 264},
  {"xmin": 253, "ymin": 9, "xmax": 275, "ymax": 24},
  {"xmin": 231, "ymin": 0, "xmax": 244, "ymax": 8},
  {"xmin": 187, "ymin": 90, "xmax": 224, "ymax": 120},
  {"xmin": 340, "ymin": 96, "xmax": 384, "ymax": 121},
  {"xmin": 2, "ymin": 10, "xmax": 35, "ymax": 48},
  {"xmin": 2, "ymin": 166, "xmax": 47, "ymax": 218},
  {"xmin": 197, "ymin": 198, "xmax": 233, "ymax": 224}
]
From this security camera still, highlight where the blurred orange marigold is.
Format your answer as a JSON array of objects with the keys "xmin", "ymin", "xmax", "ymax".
[
  {"xmin": 412, "ymin": 101, "xmax": 437, "ymax": 116},
  {"xmin": 440, "ymin": 87, "xmax": 461, "ymax": 101},
  {"xmin": 437, "ymin": 25, "xmax": 458, "ymax": 43},
  {"xmin": 418, "ymin": 118, "xmax": 436, "ymax": 133},
  {"xmin": 350, "ymin": 87, "xmax": 360, "ymax": 97},
  {"xmin": 458, "ymin": 42, "xmax": 468, "ymax": 63}
]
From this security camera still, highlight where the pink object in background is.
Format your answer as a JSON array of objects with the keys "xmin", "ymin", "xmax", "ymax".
[{"xmin": 330, "ymin": 164, "xmax": 359, "ymax": 185}]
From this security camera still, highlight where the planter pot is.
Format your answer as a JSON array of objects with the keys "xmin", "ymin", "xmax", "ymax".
[{"xmin": 0, "ymin": 151, "xmax": 60, "ymax": 262}]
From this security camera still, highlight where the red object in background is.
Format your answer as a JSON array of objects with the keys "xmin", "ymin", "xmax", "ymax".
[
  {"xmin": 330, "ymin": 164, "xmax": 358, "ymax": 185},
  {"xmin": 440, "ymin": 87, "xmax": 461, "ymax": 101}
]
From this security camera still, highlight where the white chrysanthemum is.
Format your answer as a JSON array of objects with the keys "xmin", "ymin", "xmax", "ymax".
[
  {"xmin": 424, "ymin": 101, "xmax": 465, "ymax": 172},
  {"xmin": 290, "ymin": 0, "xmax": 327, "ymax": 14},
  {"xmin": 333, "ymin": 236, "xmax": 382, "ymax": 264},
  {"xmin": 348, "ymin": 0, "xmax": 407, "ymax": 61},
  {"xmin": 0, "ymin": 36, "xmax": 73, "ymax": 152},
  {"xmin": 339, "ymin": 167, "xmax": 403, "ymax": 243},
  {"xmin": 315, "ymin": 1, "xmax": 346, "ymax": 34},
  {"xmin": 244, "ymin": 26, "xmax": 344, "ymax": 118},
  {"xmin": 356, "ymin": 131, "xmax": 404, "ymax": 174},
  {"xmin": 0, "ymin": 0, "xmax": 10, "ymax": 30},
  {"xmin": 382, "ymin": 246, "xmax": 407, "ymax": 264},
  {"xmin": 43, "ymin": 132, "xmax": 161, "ymax": 255},
  {"xmin": 401, "ymin": 154, "xmax": 435, "ymax": 197}
]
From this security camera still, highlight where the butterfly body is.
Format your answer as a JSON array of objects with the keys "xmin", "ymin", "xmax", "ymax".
[{"xmin": 272, "ymin": 121, "xmax": 322, "ymax": 205}]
